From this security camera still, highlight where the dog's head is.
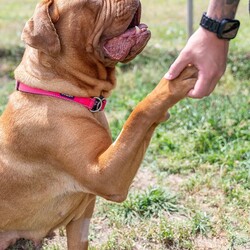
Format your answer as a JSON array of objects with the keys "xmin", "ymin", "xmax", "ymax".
[{"xmin": 21, "ymin": 0, "xmax": 151, "ymax": 66}]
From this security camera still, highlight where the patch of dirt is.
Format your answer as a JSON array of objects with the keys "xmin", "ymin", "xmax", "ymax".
[
  {"xmin": 130, "ymin": 167, "xmax": 158, "ymax": 191},
  {"xmin": 165, "ymin": 174, "xmax": 185, "ymax": 192},
  {"xmin": 194, "ymin": 235, "xmax": 229, "ymax": 250}
]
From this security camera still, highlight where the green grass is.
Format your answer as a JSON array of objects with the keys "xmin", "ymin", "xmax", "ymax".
[
  {"xmin": 1, "ymin": 0, "xmax": 250, "ymax": 249},
  {"xmin": 99, "ymin": 187, "xmax": 179, "ymax": 224},
  {"xmin": 0, "ymin": 0, "xmax": 37, "ymax": 49}
]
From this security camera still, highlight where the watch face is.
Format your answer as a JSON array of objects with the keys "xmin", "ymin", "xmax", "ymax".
[{"xmin": 218, "ymin": 19, "xmax": 240, "ymax": 39}]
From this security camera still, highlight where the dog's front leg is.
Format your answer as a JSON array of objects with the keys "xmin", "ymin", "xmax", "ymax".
[
  {"xmin": 88, "ymin": 66, "xmax": 197, "ymax": 202},
  {"xmin": 66, "ymin": 197, "xmax": 96, "ymax": 250}
]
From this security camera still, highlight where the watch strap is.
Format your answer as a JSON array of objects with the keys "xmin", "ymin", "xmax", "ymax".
[{"xmin": 200, "ymin": 12, "xmax": 220, "ymax": 33}]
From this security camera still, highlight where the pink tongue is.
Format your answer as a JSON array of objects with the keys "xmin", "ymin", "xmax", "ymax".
[
  {"xmin": 103, "ymin": 29, "xmax": 136, "ymax": 61},
  {"xmin": 103, "ymin": 24, "xmax": 147, "ymax": 61}
]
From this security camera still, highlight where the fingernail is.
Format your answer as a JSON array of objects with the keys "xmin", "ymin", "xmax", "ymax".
[
  {"xmin": 187, "ymin": 90, "xmax": 193, "ymax": 98},
  {"xmin": 164, "ymin": 72, "xmax": 173, "ymax": 79}
]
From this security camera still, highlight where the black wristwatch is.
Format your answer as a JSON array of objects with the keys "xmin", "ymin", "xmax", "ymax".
[{"xmin": 200, "ymin": 12, "xmax": 240, "ymax": 40}]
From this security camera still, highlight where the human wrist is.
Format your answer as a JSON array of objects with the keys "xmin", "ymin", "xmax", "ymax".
[
  {"xmin": 206, "ymin": 11, "xmax": 228, "ymax": 21},
  {"xmin": 199, "ymin": 12, "xmax": 240, "ymax": 40},
  {"xmin": 198, "ymin": 27, "xmax": 229, "ymax": 44}
]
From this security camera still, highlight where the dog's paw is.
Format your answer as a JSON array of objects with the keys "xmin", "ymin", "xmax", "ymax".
[
  {"xmin": 151, "ymin": 65, "xmax": 197, "ymax": 107},
  {"xmin": 168, "ymin": 65, "xmax": 198, "ymax": 99},
  {"xmin": 137, "ymin": 65, "xmax": 197, "ymax": 124}
]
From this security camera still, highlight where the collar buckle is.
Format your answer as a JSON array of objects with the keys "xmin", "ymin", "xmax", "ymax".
[{"xmin": 90, "ymin": 96, "xmax": 106, "ymax": 113}]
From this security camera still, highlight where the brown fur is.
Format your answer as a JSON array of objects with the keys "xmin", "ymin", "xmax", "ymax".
[{"xmin": 0, "ymin": 0, "xmax": 197, "ymax": 249}]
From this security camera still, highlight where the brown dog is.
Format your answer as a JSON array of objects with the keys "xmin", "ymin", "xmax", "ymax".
[{"xmin": 0, "ymin": 0, "xmax": 197, "ymax": 249}]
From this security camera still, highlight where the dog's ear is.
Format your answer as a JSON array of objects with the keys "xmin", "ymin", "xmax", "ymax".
[{"xmin": 21, "ymin": 0, "xmax": 61, "ymax": 56}]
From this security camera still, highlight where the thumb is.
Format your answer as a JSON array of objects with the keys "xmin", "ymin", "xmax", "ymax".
[{"xmin": 164, "ymin": 55, "xmax": 190, "ymax": 80}]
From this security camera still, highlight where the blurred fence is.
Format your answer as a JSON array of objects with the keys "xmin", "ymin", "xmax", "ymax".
[{"xmin": 187, "ymin": 0, "xmax": 193, "ymax": 38}]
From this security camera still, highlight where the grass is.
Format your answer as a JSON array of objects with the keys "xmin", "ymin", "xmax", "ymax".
[
  {"xmin": 99, "ymin": 187, "xmax": 179, "ymax": 224},
  {"xmin": 1, "ymin": 0, "xmax": 250, "ymax": 249}
]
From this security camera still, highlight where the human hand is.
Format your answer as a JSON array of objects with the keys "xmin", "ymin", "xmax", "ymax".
[{"xmin": 165, "ymin": 27, "xmax": 229, "ymax": 99}]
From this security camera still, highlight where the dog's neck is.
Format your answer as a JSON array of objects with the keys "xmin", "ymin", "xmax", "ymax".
[{"xmin": 14, "ymin": 47, "xmax": 116, "ymax": 98}]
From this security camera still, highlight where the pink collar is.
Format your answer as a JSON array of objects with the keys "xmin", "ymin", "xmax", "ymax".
[{"xmin": 16, "ymin": 81, "xmax": 107, "ymax": 112}]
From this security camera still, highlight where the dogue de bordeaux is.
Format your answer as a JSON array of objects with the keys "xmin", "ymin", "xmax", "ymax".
[{"xmin": 0, "ymin": 0, "xmax": 197, "ymax": 249}]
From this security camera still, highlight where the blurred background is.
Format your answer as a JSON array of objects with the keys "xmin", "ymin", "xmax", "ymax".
[{"xmin": 1, "ymin": 0, "xmax": 249, "ymax": 249}]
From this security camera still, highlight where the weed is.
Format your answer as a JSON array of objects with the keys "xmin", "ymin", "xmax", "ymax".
[
  {"xmin": 159, "ymin": 218, "xmax": 194, "ymax": 250},
  {"xmin": 191, "ymin": 212, "xmax": 213, "ymax": 236},
  {"xmin": 101, "ymin": 187, "xmax": 179, "ymax": 224}
]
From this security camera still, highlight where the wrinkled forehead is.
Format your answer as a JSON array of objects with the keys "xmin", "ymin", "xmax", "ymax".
[
  {"xmin": 54, "ymin": 0, "xmax": 140, "ymax": 35},
  {"xmin": 104, "ymin": 0, "xmax": 141, "ymax": 36},
  {"xmin": 55, "ymin": 0, "xmax": 140, "ymax": 12}
]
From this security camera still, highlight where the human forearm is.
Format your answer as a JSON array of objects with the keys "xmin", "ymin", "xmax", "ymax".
[{"xmin": 207, "ymin": 0, "xmax": 240, "ymax": 20}]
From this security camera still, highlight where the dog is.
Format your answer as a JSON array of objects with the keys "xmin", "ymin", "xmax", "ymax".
[{"xmin": 0, "ymin": 0, "xmax": 197, "ymax": 249}]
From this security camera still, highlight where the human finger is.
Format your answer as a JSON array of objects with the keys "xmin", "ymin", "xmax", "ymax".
[
  {"xmin": 164, "ymin": 52, "xmax": 190, "ymax": 80},
  {"xmin": 187, "ymin": 74, "xmax": 212, "ymax": 99}
]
